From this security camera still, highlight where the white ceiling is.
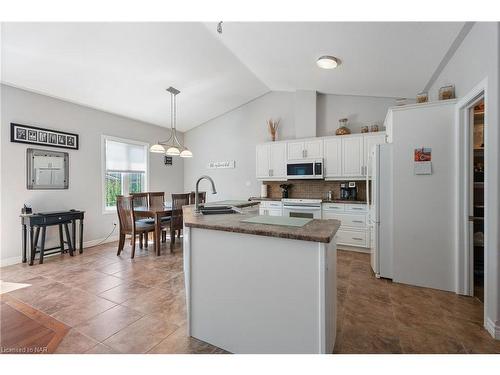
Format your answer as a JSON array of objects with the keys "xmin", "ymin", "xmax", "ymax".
[
  {"xmin": 206, "ymin": 22, "xmax": 465, "ymax": 98},
  {"xmin": 1, "ymin": 22, "xmax": 464, "ymax": 132}
]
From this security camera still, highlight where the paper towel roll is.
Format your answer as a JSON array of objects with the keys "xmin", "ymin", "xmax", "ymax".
[{"xmin": 260, "ymin": 184, "xmax": 268, "ymax": 198}]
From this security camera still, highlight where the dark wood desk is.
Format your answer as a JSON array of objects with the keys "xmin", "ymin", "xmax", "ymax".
[
  {"xmin": 21, "ymin": 210, "xmax": 85, "ymax": 265},
  {"xmin": 134, "ymin": 204, "xmax": 172, "ymax": 256}
]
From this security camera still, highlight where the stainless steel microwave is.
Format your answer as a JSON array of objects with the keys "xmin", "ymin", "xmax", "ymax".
[{"xmin": 286, "ymin": 159, "xmax": 323, "ymax": 179}]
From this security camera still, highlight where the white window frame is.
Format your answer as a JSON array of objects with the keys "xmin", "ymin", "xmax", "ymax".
[{"xmin": 101, "ymin": 135, "xmax": 150, "ymax": 214}]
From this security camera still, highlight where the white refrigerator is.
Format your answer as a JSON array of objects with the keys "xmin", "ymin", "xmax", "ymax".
[{"xmin": 367, "ymin": 143, "xmax": 393, "ymax": 279}]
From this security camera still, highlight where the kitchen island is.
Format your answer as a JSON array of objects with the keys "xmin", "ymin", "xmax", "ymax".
[{"xmin": 182, "ymin": 202, "xmax": 340, "ymax": 354}]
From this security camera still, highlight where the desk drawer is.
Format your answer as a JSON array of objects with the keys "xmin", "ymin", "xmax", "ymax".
[{"xmin": 40, "ymin": 215, "xmax": 73, "ymax": 226}]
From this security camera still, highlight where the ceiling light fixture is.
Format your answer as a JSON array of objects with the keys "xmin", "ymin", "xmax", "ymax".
[
  {"xmin": 150, "ymin": 87, "xmax": 193, "ymax": 158},
  {"xmin": 316, "ymin": 55, "xmax": 339, "ymax": 69}
]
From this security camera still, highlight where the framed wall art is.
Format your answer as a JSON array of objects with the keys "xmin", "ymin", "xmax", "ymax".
[{"xmin": 11, "ymin": 123, "xmax": 79, "ymax": 150}]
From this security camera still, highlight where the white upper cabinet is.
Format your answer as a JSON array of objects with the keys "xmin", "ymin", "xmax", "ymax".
[
  {"xmin": 323, "ymin": 137, "xmax": 342, "ymax": 178},
  {"xmin": 256, "ymin": 144, "xmax": 271, "ymax": 179},
  {"xmin": 287, "ymin": 141, "xmax": 304, "ymax": 160},
  {"xmin": 269, "ymin": 142, "xmax": 287, "ymax": 178},
  {"xmin": 287, "ymin": 139, "xmax": 323, "ymax": 160},
  {"xmin": 256, "ymin": 142, "xmax": 287, "ymax": 180},
  {"xmin": 304, "ymin": 139, "xmax": 323, "ymax": 159},
  {"xmin": 363, "ymin": 133, "xmax": 386, "ymax": 176},
  {"xmin": 341, "ymin": 136, "xmax": 364, "ymax": 177}
]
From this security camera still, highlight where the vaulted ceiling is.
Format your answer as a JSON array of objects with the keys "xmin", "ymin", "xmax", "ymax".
[{"xmin": 1, "ymin": 22, "xmax": 464, "ymax": 131}]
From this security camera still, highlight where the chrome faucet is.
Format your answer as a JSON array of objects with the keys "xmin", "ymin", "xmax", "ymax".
[{"xmin": 195, "ymin": 175, "xmax": 217, "ymax": 213}]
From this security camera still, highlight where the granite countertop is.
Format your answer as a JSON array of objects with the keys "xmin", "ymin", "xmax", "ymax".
[
  {"xmin": 249, "ymin": 197, "xmax": 367, "ymax": 205},
  {"xmin": 183, "ymin": 205, "xmax": 340, "ymax": 243},
  {"xmin": 203, "ymin": 200, "xmax": 260, "ymax": 208}
]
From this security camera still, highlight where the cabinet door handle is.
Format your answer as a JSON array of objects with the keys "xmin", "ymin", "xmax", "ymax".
[
  {"xmin": 352, "ymin": 207, "xmax": 364, "ymax": 210},
  {"xmin": 304, "ymin": 149, "xmax": 308, "ymax": 158},
  {"xmin": 353, "ymin": 220, "xmax": 363, "ymax": 223},
  {"xmin": 352, "ymin": 237, "xmax": 364, "ymax": 241}
]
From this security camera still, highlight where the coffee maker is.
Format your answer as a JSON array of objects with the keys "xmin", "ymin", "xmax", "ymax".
[{"xmin": 340, "ymin": 182, "xmax": 358, "ymax": 200}]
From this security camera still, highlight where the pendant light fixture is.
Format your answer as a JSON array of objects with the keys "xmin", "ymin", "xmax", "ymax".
[{"xmin": 150, "ymin": 87, "xmax": 193, "ymax": 158}]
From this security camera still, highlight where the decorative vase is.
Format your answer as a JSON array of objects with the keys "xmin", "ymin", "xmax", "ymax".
[{"xmin": 335, "ymin": 118, "xmax": 351, "ymax": 135}]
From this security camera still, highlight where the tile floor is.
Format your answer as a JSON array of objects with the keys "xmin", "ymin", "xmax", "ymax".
[
  {"xmin": 334, "ymin": 250, "xmax": 500, "ymax": 354},
  {"xmin": 1, "ymin": 240, "xmax": 499, "ymax": 354}
]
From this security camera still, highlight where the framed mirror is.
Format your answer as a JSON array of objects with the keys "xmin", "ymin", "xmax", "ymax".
[{"xmin": 27, "ymin": 148, "xmax": 69, "ymax": 189}]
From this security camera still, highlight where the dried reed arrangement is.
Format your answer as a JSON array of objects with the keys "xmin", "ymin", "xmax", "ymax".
[{"xmin": 267, "ymin": 119, "xmax": 280, "ymax": 141}]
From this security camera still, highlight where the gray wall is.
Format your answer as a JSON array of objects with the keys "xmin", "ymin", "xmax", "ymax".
[
  {"xmin": 183, "ymin": 91, "xmax": 395, "ymax": 201},
  {"xmin": 429, "ymin": 22, "xmax": 500, "ymax": 337},
  {"xmin": 317, "ymin": 93, "xmax": 396, "ymax": 136},
  {"xmin": 0, "ymin": 85, "xmax": 184, "ymax": 265}
]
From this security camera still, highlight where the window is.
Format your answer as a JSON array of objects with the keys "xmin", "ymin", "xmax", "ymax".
[{"xmin": 102, "ymin": 136, "xmax": 148, "ymax": 211}]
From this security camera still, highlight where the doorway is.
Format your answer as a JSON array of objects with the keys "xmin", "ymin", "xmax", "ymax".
[{"xmin": 469, "ymin": 99, "xmax": 485, "ymax": 303}]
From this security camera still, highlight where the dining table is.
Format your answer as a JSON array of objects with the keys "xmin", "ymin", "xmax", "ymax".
[{"xmin": 134, "ymin": 202, "xmax": 173, "ymax": 256}]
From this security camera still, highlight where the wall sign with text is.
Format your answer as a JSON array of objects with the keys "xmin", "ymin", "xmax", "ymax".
[
  {"xmin": 207, "ymin": 160, "xmax": 235, "ymax": 169},
  {"xmin": 10, "ymin": 123, "xmax": 79, "ymax": 150}
]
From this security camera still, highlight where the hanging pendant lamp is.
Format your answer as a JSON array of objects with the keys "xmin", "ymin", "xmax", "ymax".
[{"xmin": 150, "ymin": 87, "xmax": 193, "ymax": 158}]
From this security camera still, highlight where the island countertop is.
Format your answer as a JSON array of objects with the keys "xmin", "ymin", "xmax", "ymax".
[{"xmin": 183, "ymin": 205, "xmax": 340, "ymax": 243}]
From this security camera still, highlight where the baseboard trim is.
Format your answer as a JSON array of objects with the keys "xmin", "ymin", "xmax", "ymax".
[
  {"xmin": 83, "ymin": 234, "xmax": 119, "ymax": 248},
  {"xmin": 0, "ymin": 235, "xmax": 120, "ymax": 268},
  {"xmin": 0, "ymin": 256, "xmax": 23, "ymax": 267},
  {"xmin": 485, "ymin": 317, "xmax": 500, "ymax": 340}
]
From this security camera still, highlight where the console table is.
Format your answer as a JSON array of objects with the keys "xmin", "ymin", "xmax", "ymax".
[{"xmin": 20, "ymin": 210, "xmax": 85, "ymax": 265}]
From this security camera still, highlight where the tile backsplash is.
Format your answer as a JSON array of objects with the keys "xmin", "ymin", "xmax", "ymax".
[{"xmin": 262, "ymin": 180, "xmax": 368, "ymax": 201}]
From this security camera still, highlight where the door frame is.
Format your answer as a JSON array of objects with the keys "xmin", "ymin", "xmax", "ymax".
[{"xmin": 455, "ymin": 79, "xmax": 488, "ymax": 316}]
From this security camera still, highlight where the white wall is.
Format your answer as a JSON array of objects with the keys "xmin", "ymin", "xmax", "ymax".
[
  {"xmin": 317, "ymin": 93, "xmax": 397, "ymax": 136},
  {"xmin": 429, "ymin": 22, "xmax": 500, "ymax": 338},
  {"xmin": 0, "ymin": 85, "xmax": 184, "ymax": 265},
  {"xmin": 183, "ymin": 91, "xmax": 394, "ymax": 200}
]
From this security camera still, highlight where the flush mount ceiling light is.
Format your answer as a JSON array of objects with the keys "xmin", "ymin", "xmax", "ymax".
[
  {"xmin": 150, "ymin": 87, "xmax": 193, "ymax": 158},
  {"xmin": 316, "ymin": 55, "xmax": 340, "ymax": 69}
]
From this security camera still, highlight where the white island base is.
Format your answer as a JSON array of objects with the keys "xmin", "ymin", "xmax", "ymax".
[{"xmin": 183, "ymin": 227, "xmax": 337, "ymax": 354}]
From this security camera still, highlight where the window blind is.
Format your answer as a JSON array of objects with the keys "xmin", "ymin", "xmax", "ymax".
[{"xmin": 105, "ymin": 139, "xmax": 147, "ymax": 173}]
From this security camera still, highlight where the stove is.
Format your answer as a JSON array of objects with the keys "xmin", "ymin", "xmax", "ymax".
[{"xmin": 281, "ymin": 198, "xmax": 322, "ymax": 219}]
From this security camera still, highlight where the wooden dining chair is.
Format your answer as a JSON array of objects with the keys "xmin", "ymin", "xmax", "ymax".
[
  {"xmin": 148, "ymin": 191, "xmax": 165, "ymax": 207},
  {"xmin": 189, "ymin": 191, "xmax": 206, "ymax": 205},
  {"xmin": 116, "ymin": 195, "xmax": 155, "ymax": 259},
  {"xmin": 130, "ymin": 192, "xmax": 152, "ymax": 246},
  {"xmin": 169, "ymin": 193, "xmax": 191, "ymax": 251}
]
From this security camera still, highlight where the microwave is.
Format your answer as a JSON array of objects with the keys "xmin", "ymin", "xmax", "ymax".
[{"xmin": 286, "ymin": 159, "xmax": 323, "ymax": 179}]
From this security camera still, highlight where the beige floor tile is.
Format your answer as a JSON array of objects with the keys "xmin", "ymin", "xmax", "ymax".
[
  {"xmin": 148, "ymin": 325, "xmax": 219, "ymax": 354},
  {"xmin": 55, "ymin": 329, "xmax": 98, "ymax": 354},
  {"xmin": 75, "ymin": 304, "xmax": 143, "ymax": 342},
  {"xmin": 103, "ymin": 315, "xmax": 178, "ymax": 353}
]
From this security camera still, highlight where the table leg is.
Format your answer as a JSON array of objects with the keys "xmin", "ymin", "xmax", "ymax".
[
  {"xmin": 29, "ymin": 226, "xmax": 35, "ymax": 266},
  {"xmin": 79, "ymin": 219, "xmax": 84, "ymax": 254},
  {"xmin": 22, "ymin": 223, "xmax": 27, "ymax": 263},
  {"xmin": 155, "ymin": 213, "xmax": 161, "ymax": 256},
  {"xmin": 59, "ymin": 224, "xmax": 65, "ymax": 252},
  {"xmin": 39, "ymin": 227, "xmax": 46, "ymax": 264},
  {"xmin": 72, "ymin": 219, "xmax": 76, "ymax": 253},
  {"xmin": 64, "ymin": 223, "xmax": 74, "ymax": 256}
]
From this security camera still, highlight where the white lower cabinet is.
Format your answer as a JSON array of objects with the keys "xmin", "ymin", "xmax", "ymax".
[{"xmin": 322, "ymin": 203, "xmax": 369, "ymax": 248}]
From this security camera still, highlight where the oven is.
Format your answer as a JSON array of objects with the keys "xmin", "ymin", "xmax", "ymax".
[
  {"xmin": 281, "ymin": 199, "xmax": 322, "ymax": 219},
  {"xmin": 286, "ymin": 159, "xmax": 323, "ymax": 179}
]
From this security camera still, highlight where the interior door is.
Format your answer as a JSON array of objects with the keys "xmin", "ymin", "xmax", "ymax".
[
  {"xmin": 256, "ymin": 144, "xmax": 270, "ymax": 178},
  {"xmin": 287, "ymin": 141, "xmax": 304, "ymax": 160},
  {"xmin": 324, "ymin": 138, "xmax": 342, "ymax": 177},
  {"xmin": 269, "ymin": 142, "xmax": 287, "ymax": 178},
  {"xmin": 304, "ymin": 139, "xmax": 323, "ymax": 159},
  {"xmin": 342, "ymin": 136, "xmax": 364, "ymax": 177}
]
